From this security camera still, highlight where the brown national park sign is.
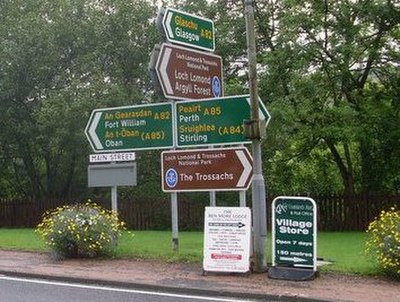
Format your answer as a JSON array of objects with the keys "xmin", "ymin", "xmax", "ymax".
[
  {"xmin": 161, "ymin": 147, "xmax": 253, "ymax": 192},
  {"xmin": 155, "ymin": 43, "xmax": 223, "ymax": 100}
]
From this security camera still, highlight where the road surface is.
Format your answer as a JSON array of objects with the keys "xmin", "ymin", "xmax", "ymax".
[{"xmin": 0, "ymin": 275, "xmax": 270, "ymax": 302}]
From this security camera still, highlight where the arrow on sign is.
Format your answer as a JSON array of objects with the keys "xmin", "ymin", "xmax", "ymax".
[
  {"xmin": 279, "ymin": 256, "xmax": 308, "ymax": 263},
  {"xmin": 236, "ymin": 149, "xmax": 252, "ymax": 188},
  {"xmin": 158, "ymin": 46, "xmax": 173, "ymax": 95},
  {"xmin": 164, "ymin": 10, "xmax": 175, "ymax": 40},
  {"xmin": 87, "ymin": 112, "xmax": 103, "ymax": 150},
  {"xmin": 209, "ymin": 222, "xmax": 246, "ymax": 228},
  {"xmin": 245, "ymin": 97, "xmax": 271, "ymax": 128}
]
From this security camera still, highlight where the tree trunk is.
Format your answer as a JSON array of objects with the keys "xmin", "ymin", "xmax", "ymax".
[{"xmin": 325, "ymin": 139, "xmax": 355, "ymax": 197}]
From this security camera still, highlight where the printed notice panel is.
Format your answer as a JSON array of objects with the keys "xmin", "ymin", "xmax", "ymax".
[
  {"xmin": 203, "ymin": 207, "xmax": 251, "ymax": 273},
  {"xmin": 272, "ymin": 197, "xmax": 317, "ymax": 270}
]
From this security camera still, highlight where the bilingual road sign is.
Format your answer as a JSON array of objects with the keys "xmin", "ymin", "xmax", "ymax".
[
  {"xmin": 175, "ymin": 95, "xmax": 270, "ymax": 147},
  {"xmin": 85, "ymin": 103, "xmax": 173, "ymax": 152},
  {"xmin": 160, "ymin": 8, "xmax": 215, "ymax": 52},
  {"xmin": 154, "ymin": 43, "xmax": 223, "ymax": 100},
  {"xmin": 161, "ymin": 147, "xmax": 253, "ymax": 192},
  {"xmin": 271, "ymin": 196, "xmax": 317, "ymax": 271}
]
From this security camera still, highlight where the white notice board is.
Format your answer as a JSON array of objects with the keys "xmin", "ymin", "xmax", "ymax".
[{"xmin": 203, "ymin": 207, "xmax": 251, "ymax": 273}]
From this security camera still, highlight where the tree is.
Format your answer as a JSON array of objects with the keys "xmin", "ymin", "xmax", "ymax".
[
  {"xmin": 256, "ymin": 0, "xmax": 400, "ymax": 195},
  {"xmin": 0, "ymin": 0, "xmax": 158, "ymax": 199},
  {"xmin": 205, "ymin": 0, "xmax": 399, "ymax": 195}
]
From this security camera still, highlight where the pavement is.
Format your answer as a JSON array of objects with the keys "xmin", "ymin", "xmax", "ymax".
[{"xmin": 0, "ymin": 249, "xmax": 399, "ymax": 302}]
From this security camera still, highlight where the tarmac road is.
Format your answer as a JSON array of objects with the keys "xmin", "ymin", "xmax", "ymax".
[{"xmin": 0, "ymin": 276, "xmax": 266, "ymax": 302}]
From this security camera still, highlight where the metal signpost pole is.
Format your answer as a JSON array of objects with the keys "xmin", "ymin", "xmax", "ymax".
[
  {"xmin": 171, "ymin": 191, "xmax": 179, "ymax": 250},
  {"xmin": 240, "ymin": 191, "xmax": 246, "ymax": 207},
  {"xmin": 111, "ymin": 185, "xmax": 118, "ymax": 213},
  {"xmin": 244, "ymin": 0, "xmax": 268, "ymax": 272},
  {"xmin": 111, "ymin": 161, "xmax": 118, "ymax": 213},
  {"xmin": 240, "ymin": 144, "xmax": 247, "ymax": 207},
  {"xmin": 171, "ymin": 103, "xmax": 179, "ymax": 251},
  {"xmin": 209, "ymin": 145, "xmax": 216, "ymax": 207}
]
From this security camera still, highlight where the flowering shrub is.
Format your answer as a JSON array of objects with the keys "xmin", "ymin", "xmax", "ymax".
[
  {"xmin": 365, "ymin": 207, "xmax": 400, "ymax": 278},
  {"xmin": 36, "ymin": 202, "xmax": 126, "ymax": 259}
]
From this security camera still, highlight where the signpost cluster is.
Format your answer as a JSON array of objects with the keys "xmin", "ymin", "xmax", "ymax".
[
  {"xmin": 84, "ymin": 7, "xmax": 273, "ymax": 275},
  {"xmin": 82, "ymin": 5, "xmax": 322, "ymax": 280}
]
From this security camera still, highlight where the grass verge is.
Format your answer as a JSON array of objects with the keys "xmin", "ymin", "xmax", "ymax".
[{"xmin": 0, "ymin": 229, "xmax": 378, "ymax": 275}]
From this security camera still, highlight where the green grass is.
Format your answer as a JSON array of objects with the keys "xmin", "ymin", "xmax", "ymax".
[
  {"xmin": 317, "ymin": 232, "xmax": 377, "ymax": 275},
  {"xmin": 0, "ymin": 229, "xmax": 47, "ymax": 252},
  {"xmin": 116, "ymin": 231, "xmax": 204, "ymax": 262},
  {"xmin": 0, "ymin": 229, "xmax": 378, "ymax": 275}
]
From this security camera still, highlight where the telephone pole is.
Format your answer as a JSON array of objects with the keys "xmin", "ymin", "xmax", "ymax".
[{"xmin": 244, "ymin": 0, "xmax": 268, "ymax": 273}]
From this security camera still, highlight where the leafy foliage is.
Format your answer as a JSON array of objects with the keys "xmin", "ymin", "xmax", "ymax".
[
  {"xmin": 36, "ymin": 201, "xmax": 127, "ymax": 259},
  {"xmin": 254, "ymin": 0, "xmax": 400, "ymax": 195},
  {"xmin": 366, "ymin": 207, "xmax": 400, "ymax": 278},
  {"xmin": 0, "ymin": 0, "xmax": 158, "ymax": 199}
]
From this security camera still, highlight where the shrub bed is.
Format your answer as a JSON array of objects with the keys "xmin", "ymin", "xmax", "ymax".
[
  {"xmin": 366, "ymin": 207, "xmax": 400, "ymax": 278},
  {"xmin": 36, "ymin": 201, "xmax": 126, "ymax": 259}
]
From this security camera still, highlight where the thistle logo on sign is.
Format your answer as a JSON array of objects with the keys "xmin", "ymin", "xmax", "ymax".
[
  {"xmin": 275, "ymin": 204, "xmax": 287, "ymax": 215},
  {"xmin": 212, "ymin": 76, "xmax": 221, "ymax": 97}
]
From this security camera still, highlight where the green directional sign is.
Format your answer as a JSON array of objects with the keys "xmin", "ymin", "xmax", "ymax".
[
  {"xmin": 272, "ymin": 197, "xmax": 317, "ymax": 271},
  {"xmin": 85, "ymin": 103, "xmax": 173, "ymax": 152},
  {"xmin": 175, "ymin": 95, "xmax": 270, "ymax": 147},
  {"xmin": 161, "ymin": 8, "xmax": 215, "ymax": 52}
]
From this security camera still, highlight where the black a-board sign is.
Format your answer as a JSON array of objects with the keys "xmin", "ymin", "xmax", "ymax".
[{"xmin": 268, "ymin": 196, "xmax": 318, "ymax": 281}]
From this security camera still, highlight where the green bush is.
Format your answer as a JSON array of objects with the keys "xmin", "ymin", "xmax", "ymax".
[
  {"xmin": 365, "ymin": 207, "xmax": 400, "ymax": 278},
  {"xmin": 36, "ymin": 201, "xmax": 127, "ymax": 259}
]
